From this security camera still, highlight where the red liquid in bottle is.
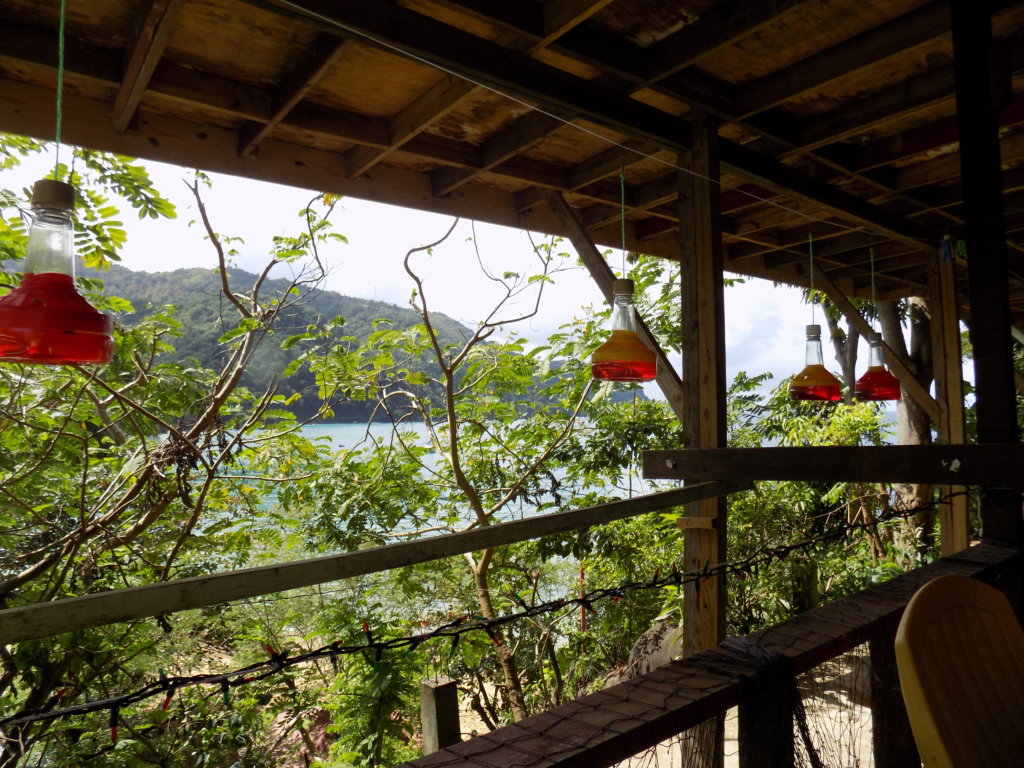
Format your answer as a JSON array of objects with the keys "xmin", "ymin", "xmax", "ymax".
[
  {"xmin": 855, "ymin": 366, "xmax": 901, "ymax": 401},
  {"xmin": 591, "ymin": 330, "xmax": 656, "ymax": 382},
  {"xmin": 0, "ymin": 273, "xmax": 114, "ymax": 364},
  {"xmin": 789, "ymin": 364, "xmax": 842, "ymax": 401}
]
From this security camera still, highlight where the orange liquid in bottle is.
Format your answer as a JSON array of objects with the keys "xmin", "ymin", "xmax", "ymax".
[
  {"xmin": 591, "ymin": 330, "xmax": 656, "ymax": 382},
  {"xmin": 0, "ymin": 273, "xmax": 114, "ymax": 364},
  {"xmin": 789, "ymin": 364, "xmax": 841, "ymax": 401},
  {"xmin": 855, "ymin": 366, "xmax": 901, "ymax": 401}
]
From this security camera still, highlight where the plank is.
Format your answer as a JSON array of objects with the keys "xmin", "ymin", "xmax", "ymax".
[
  {"xmin": 397, "ymin": 544, "xmax": 1019, "ymax": 768},
  {"xmin": 645, "ymin": 0, "xmax": 808, "ymax": 82},
  {"xmin": 542, "ymin": 189, "xmax": 688, "ymax": 424},
  {"xmin": 249, "ymin": 0, "xmax": 935, "ymax": 250},
  {"xmin": 239, "ymin": 35, "xmax": 349, "ymax": 158},
  {"xmin": 643, "ymin": 445, "xmax": 1024, "ymax": 485},
  {"xmin": 929, "ymin": 256, "xmax": 969, "ymax": 555},
  {"xmin": 0, "ymin": 480, "xmax": 747, "ymax": 645},
  {"xmin": 735, "ymin": 1, "xmax": 950, "ymax": 118},
  {"xmin": 678, "ymin": 111, "xmax": 728, "ymax": 654},
  {"xmin": 112, "ymin": 0, "xmax": 187, "ymax": 133}
]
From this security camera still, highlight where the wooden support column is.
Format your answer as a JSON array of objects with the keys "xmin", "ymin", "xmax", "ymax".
[
  {"xmin": 869, "ymin": 631, "xmax": 920, "ymax": 768},
  {"xmin": 542, "ymin": 188, "xmax": 687, "ymax": 423},
  {"xmin": 420, "ymin": 678, "xmax": 461, "ymax": 753},
  {"xmin": 951, "ymin": 0, "xmax": 1022, "ymax": 546},
  {"xmin": 678, "ymin": 110, "xmax": 727, "ymax": 768},
  {"xmin": 679, "ymin": 110, "xmax": 728, "ymax": 652},
  {"xmin": 928, "ymin": 255, "xmax": 969, "ymax": 554}
]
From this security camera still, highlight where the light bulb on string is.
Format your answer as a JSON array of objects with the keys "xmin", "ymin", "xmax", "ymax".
[
  {"xmin": 0, "ymin": 180, "xmax": 114, "ymax": 364},
  {"xmin": 854, "ymin": 246, "xmax": 900, "ymax": 401},
  {"xmin": 790, "ymin": 231, "xmax": 841, "ymax": 401}
]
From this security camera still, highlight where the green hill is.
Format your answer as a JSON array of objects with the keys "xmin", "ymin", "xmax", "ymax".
[{"xmin": 93, "ymin": 265, "xmax": 472, "ymax": 421}]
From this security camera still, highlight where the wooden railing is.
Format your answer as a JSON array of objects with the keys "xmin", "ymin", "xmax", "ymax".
[{"xmin": 397, "ymin": 543, "xmax": 1021, "ymax": 768}]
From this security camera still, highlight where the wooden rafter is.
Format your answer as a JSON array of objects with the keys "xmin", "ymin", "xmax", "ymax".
[
  {"xmin": 111, "ymin": 0, "xmax": 186, "ymax": 133},
  {"xmin": 238, "ymin": 34, "xmax": 349, "ymax": 158}
]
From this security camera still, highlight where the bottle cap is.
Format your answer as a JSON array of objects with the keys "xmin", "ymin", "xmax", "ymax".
[
  {"xmin": 612, "ymin": 278, "xmax": 634, "ymax": 295},
  {"xmin": 805, "ymin": 324, "xmax": 821, "ymax": 337},
  {"xmin": 866, "ymin": 332, "xmax": 882, "ymax": 344},
  {"xmin": 32, "ymin": 179, "xmax": 75, "ymax": 211}
]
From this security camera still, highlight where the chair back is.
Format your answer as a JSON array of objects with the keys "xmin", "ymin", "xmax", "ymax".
[{"xmin": 895, "ymin": 573, "xmax": 1024, "ymax": 767}]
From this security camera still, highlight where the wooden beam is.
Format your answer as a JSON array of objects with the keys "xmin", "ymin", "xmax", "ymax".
[
  {"xmin": 111, "ymin": 0, "xmax": 186, "ymax": 133},
  {"xmin": 239, "ymin": 35, "xmax": 349, "ymax": 158},
  {"xmin": 0, "ymin": 480, "xmax": 748, "ymax": 645},
  {"xmin": 678, "ymin": 111, "xmax": 728, "ymax": 656},
  {"xmin": 250, "ymin": 0, "xmax": 934, "ymax": 249},
  {"xmin": 397, "ymin": 544, "xmax": 1018, "ymax": 768},
  {"xmin": 929, "ymin": 255, "xmax": 969, "ymax": 555},
  {"xmin": 345, "ymin": 75, "xmax": 477, "ymax": 178},
  {"xmin": 644, "ymin": 445, "xmax": 1024, "ymax": 485},
  {"xmin": 542, "ymin": 189, "xmax": 688, "ymax": 424},
  {"xmin": 952, "ymin": 0, "xmax": 1021, "ymax": 545},
  {"xmin": 810, "ymin": 263, "xmax": 941, "ymax": 424},
  {"xmin": 431, "ymin": 112, "xmax": 559, "ymax": 196},
  {"xmin": 735, "ymin": 1, "xmax": 950, "ymax": 118},
  {"xmin": 645, "ymin": 0, "xmax": 808, "ymax": 83}
]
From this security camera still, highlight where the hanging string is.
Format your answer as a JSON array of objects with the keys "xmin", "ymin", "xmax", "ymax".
[
  {"xmin": 869, "ymin": 246, "xmax": 877, "ymax": 330},
  {"xmin": 54, "ymin": 0, "xmax": 68, "ymax": 178},
  {"xmin": 619, "ymin": 167, "xmax": 627, "ymax": 276},
  {"xmin": 808, "ymin": 230, "xmax": 816, "ymax": 326}
]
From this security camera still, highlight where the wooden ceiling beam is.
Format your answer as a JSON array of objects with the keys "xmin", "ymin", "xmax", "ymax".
[
  {"xmin": 431, "ymin": 112, "xmax": 560, "ymax": 196},
  {"xmin": 238, "ymin": 35, "xmax": 349, "ymax": 158},
  {"xmin": 111, "ymin": 0, "xmax": 186, "ymax": 133},
  {"xmin": 341, "ymin": 0, "xmax": 610, "ymax": 180},
  {"xmin": 734, "ymin": 1, "xmax": 950, "ymax": 118},
  {"xmin": 644, "ymin": 0, "xmax": 809, "ymax": 82},
  {"xmin": 249, "ymin": 0, "xmax": 932, "ymax": 248}
]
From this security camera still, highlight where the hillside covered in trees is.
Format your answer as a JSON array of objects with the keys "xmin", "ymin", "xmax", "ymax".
[{"xmin": 93, "ymin": 264, "xmax": 472, "ymax": 421}]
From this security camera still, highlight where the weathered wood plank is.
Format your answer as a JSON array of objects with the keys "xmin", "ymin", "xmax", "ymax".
[
  {"xmin": 0, "ymin": 480, "xmax": 747, "ymax": 645},
  {"xmin": 239, "ymin": 35, "xmax": 349, "ymax": 158},
  {"xmin": 111, "ymin": 0, "xmax": 186, "ymax": 132},
  {"xmin": 643, "ymin": 445, "xmax": 1024, "ymax": 485},
  {"xmin": 397, "ymin": 545, "xmax": 1019, "ymax": 768}
]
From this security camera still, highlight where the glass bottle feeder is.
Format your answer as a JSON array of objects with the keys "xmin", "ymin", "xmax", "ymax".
[
  {"xmin": 789, "ymin": 324, "xmax": 841, "ymax": 401},
  {"xmin": 855, "ymin": 332, "xmax": 901, "ymax": 401},
  {"xmin": 0, "ymin": 179, "xmax": 114, "ymax": 364},
  {"xmin": 591, "ymin": 278, "xmax": 656, "ymax": 382}
]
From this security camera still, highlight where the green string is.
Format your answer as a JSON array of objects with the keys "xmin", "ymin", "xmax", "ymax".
[
  {"xmin": 619, "ymin": 168, "xmax": 626, "ymax": 276},
  {"xmin": 869, "ymin": 246, "xmax": 877, "ymax": 331},
  {"xmin": 808, "ymin": 231, "xmax": 815, "ymax": 326},
  {"xmin": 54, "ymin": 0, "xmax": 68, "ymax": 178}
]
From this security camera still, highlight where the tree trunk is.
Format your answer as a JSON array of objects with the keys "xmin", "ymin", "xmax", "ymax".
[
  {"xmin": 472, "ymin": 557, "xmax": 528, "ymax": 721},
  {"xmin": 879, "ymin": 299, "xmax": 935, "ymax": 553}
]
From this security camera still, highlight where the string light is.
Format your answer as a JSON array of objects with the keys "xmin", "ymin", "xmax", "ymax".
[{"xmin": 0, "ymin": 490, "xmax": 969, "ymax": 733}]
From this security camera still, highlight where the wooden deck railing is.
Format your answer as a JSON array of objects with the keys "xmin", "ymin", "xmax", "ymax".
[{"xmin": 397, "ymin": 543, "xmax": 1021, "ymax": 768}]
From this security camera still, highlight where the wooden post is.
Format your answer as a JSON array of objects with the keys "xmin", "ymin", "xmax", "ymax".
[
  {"xmin": 679, "ymin": 109, "xmax": 728, "ymax": 768},
  {"xmin": 869, "ymin": 631, "xmax": 920, "ymax": 768},
  {"xmin": 951, "ymin": 0, "xmax": 1021, "ymax": 547},
  {"xmin": 420, "ymin": 678, "xmax": 461, "ymax": 753},
  {"xmin": 928, "ymin": 255, "xmax": 969, "ymax": 555},
  {"xmin": 738, "ymin": 670, "xmax": 794, "ymax": 768}
]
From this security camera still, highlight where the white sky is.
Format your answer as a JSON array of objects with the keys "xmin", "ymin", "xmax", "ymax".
[{"xmin": 2, "ymin": 150, "xmax": 822, "ymax": 394}]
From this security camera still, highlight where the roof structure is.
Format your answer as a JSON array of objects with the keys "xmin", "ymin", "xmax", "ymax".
[{"xmin": 0, "ymin": 0, "xmax": 1022, "ymax": 312}]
